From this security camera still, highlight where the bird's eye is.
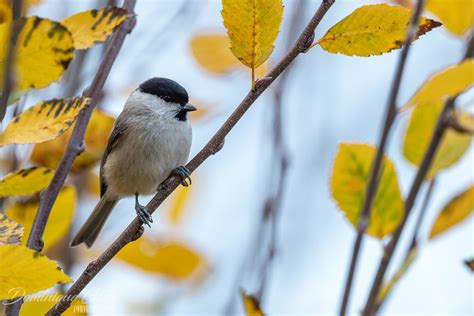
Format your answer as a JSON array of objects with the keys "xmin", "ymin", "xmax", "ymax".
[{"xmin": 163, "ymin": 96, "xmax": 171, "ymax": 102}]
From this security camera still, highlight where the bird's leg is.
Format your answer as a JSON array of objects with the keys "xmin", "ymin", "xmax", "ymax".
[
  {"xmin": 172, "ymin": 166, "xmax": 192, "ymax": 187},
  {"xmin": 135, "ymin": 193, "xmax": 153, "ymax": 227}
]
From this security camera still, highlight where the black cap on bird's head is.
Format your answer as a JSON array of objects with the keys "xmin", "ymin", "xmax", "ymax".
[
  {"xmin": 138, "ymin": 77, "xmax": 189, "ymax": 105},
  {"xmin": 138, "ymin": 77, "xmax": 196, "ymax": 121}
]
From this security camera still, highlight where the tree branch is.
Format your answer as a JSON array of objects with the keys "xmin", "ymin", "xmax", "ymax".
[
  {"xmin": 374, "ymin": 178, "xmax": 436, "ymax": 313},
  {"xmin": 4, "ymin": 1, "xmax": 137, "ymax": 315},
  {"xmin": 0, "ymin": 0, "xmax": 23, "ymax": 122},
  {"xmin": 362, "ymin": 34, "xmax": 474, "ymax": 315},
  {"xmin": 46, "ymin": 1, "xmax": 336, "ymax": 314},
  {"xmin": 339, "ymin": 1, "xmax": 426, "ymax": 314}
]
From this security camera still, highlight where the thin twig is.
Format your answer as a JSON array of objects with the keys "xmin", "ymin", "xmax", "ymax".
[
  {"xmin": 46, "ymin": 1, "xmax": 336, "ymax": 314},
  {"xmin": 3, "ymin": 1, "xmax": 137, "ymax": 315},
  {"xmin": 0, "ymin": 0, "xmax": 23, "ymax": 122},
  {"xmin": 362, "ymin": 34, "xmax": 474, "ymax": 315},
  {"xmin": 374, "ymin": 178, "xmax": 436, "ymax": 312},
  {"xmin": 256, "ymin": 0, "xmax": 305, "ymax": 303},
  {"xmin": 339, "ymin": 1, "xmax": 426, "ymax": 314}
]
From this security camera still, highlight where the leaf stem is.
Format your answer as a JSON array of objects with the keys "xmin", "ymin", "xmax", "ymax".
[
  {"xmin": 339, "ymin": 1, "xmax": 426, "ymax": 315},
  {"xmin": 0, "ymin": 0, "xmax": 23, "ymax": 122},
  {"xmin": 46, "ymin": 1, "xmax": 336, "ymax": 314}
]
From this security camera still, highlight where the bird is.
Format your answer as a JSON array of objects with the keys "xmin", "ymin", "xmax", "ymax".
[{"xmin": 70, "ymin": 77, "xmax": 196, "ymax": 248}]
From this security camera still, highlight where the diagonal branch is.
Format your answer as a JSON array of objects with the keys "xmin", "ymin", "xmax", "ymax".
[
  {"xmin": 46, "ymin": 1, "xmax": 336, "ymax": 314},
  {"xmin": 0, "ymin": 0, "xmax": 23, "ymax": 122},
  {"xmin": 4, "ymin": 1, "xmax": 137, "ymax": 315},
  {"xmin": 338, "ymin": 1, "xmax": 426, "ymax": 314},
  {"xmin": 362, "ymin": 33, "xmax": 474, "ymax": 315}
]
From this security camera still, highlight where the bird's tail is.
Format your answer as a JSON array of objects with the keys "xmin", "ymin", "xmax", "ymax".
[{"xmin": 70, "ymin": 194, "xmax": 117, "ymax": 248}]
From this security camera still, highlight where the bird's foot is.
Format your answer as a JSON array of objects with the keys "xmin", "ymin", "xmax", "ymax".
[
  {"xmin": 172, "ymin": 166, "xmax": 192, "ymax": 187},
  {"xmin": 135, "ymin": 202, "xmax": 153, "ymax": 227}
]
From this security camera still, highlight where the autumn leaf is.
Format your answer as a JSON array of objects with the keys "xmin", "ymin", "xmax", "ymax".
[
  {"xmin": 241, "ymin": 290, "xmax": 264, "ymax": 316},
  {"xmin": 222, "ymin": 0, "xmax": 283, "ymax": 88},
  {"xmin": 403, "ymin": 102, "xmax": 473, "ymax": 178},
  {"xmin": 330, "ymin": 143, "xmax": 404, "ymax": 238},
  {"xmin": 20, "ymin": 295, "xmax": 87, "ymax": 316},
  {"xmin": 0, "ymin": 17, "xmax": 74, "ymax": 90},
  {"xmin": 61, "ymin": 6, "xmax": 128, "ymax": 50},
  {"xmin": 190, "ymin": 33, "xmax": 241, "ymax": 74},
  {"xmin": 403, "ymin": 60, "xmax": 474, "ymax": 111},
  {"xmin": 0, "ymin": 245, "xmax": 72, "ymax": 300},
  {"xmin": 0, "ymin": 214, "xmax": 23, "ymax": 245},
  {"xmin": 317, "ymin": 4, "xmax": 441, "ymax": 57},
  {"xmin": 6, "ymin": 186, "xmax": 76, "ymax": 250},
  {"xmin": 464, "ymin": 258, "xmax": 474, "ymax": 272},
  {"xmin": 190, "ymin": 33, "xmax": 268, "ymax": 77},
  {"xmin": 0, "ymin": 97, "xmax": 90, "ymax": 147},
  {"xmin": 116, "ymin": 237, "xmax": 205, "ymax": 280},
  {"xmin": 429, "ymin": 185, "xmax": 474, "ymax": 239},
  {"xmin": 167, "ymin": 184, "xmax": 193, "ymax": 224},
  {"xmin": 30, "ymin": 108, "xmax": 114, "ymax": 172},
  {"xmin": 0, "ymin": 167, "xmax": 53, "ymax": 197},
  {"xmin": 426, "ymin": 0, "xmax": 473, "ymax": 36}
]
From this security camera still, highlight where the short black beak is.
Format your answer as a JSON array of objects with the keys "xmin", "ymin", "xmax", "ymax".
[{"xmin": 182, "ymin": 103, "xmax": 197, "ymax": 112}]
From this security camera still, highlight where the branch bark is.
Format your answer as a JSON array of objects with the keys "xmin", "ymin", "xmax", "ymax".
[
  {"xmin": 46, "ymin": 1, "xmax": 336, "ymax": 314},
  {"xmin": 4, "ymin": 1, "xmax": 137, "ymax": 315},
  {"xmin": 0, "ymin": 0, "xmax": 23, "ymax": 121},
  {"xmin": 362, "ymin": 34, "xmax": 473, "ymax": 315},
  {"xmin": 339, "ymin": 1, "xmax": 426, "ymax": 314}
]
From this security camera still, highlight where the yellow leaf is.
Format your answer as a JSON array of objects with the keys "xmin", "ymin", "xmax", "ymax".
[
  {"xmin": 222, "ymin": 0, "xmax": 283, "ymax": 86},
  {"xmin": 317, "ymin": 4, "xmax": 441, "ymax": 57},
  {"xmin": 86, "ymin": 172, "xmax": 101, "ymax": 196},
  {"xmin": 30, "ymin": 108, "xmax": 114, "ymax": 172},
  {"xmin": 241, "ymin": 291, "xmax": 264, "ymax": 316},
  {"xmin": 465, "ymin": 258, "xmax": 474, "ymax": 272},
  {"xmin": 429, "ymin": 185, "xmax": 474, "ymax": 239},
  {"xmin": 190, "ymin": 33, "xmax": 241, "ymax": 74},
  {"xmin": 426, "ymin": 0, "xmax": 473, "ymax": 36},
  {"xmin": 0, "ymin": 167, "xmax": 53, "ymax": 197},
  {"xmin": 190, "ymin": 32, "xmax": 270, "ymax": 78},
  {"xmin": 61, "ymin": 6, "xmax": 128, "ymax": 50},
  {"xmin": 20, "ymin": 295, "xmax": 87, "ymax": 316},
  {"xmin": 167, "ymin": 185, "xmax": 192, "ymax": 224},
  {"xmin": 0, "ymin": 214, "xmax": 23, "ymax": 245},
  {"xmin": 404, "ymin": 60, "xmax": 474, "ymax": 110},
  {"xmin": 0, "ymin": 17, "xmax": 74, "ymax": 90},
  {"xmin": 6, "ymin": 186, "xmax": 76, "ymax": 250},
  {"xmin": 0, "ymin": 245, "xmax": 72, "ymax": 300},
  {"xmin": 330, "ymin": 143, "xmax": 404, "ymax": 238},
  {"xmin": 403, "ymin": 102, "xmax": 473, "ymax": 178},
  {"xmin": 0, "ymin": 1, "xmax": 11, "ymax": 23},
  {"xmin": 116, "ymin": 237, "xmax": 204, "ymax": 280},
  {"xmin": 0, "ymin": 97, "xmax": 90, "ymax": 147}
]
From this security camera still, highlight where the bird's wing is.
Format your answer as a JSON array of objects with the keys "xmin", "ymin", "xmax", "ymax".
[{"xmin": 99, "ymin": 114, "xmax": 128, "ymax": 197}]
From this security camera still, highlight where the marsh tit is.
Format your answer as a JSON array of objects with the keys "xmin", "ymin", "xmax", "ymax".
[{"xmin": 70, "ymin": 78, "xmax": 196, "ymax": 247}]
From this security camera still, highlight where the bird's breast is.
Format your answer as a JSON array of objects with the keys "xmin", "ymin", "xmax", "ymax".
[{"xmin": 103, "ymin": 118, "xmax": 192, "ymax": 198}]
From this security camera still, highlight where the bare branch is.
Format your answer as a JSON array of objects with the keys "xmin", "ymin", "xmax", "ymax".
[
  {"xmin": 339, "ymin": 1, "xmax": 426, "ymax": 314},
  {"xmin": 0, "ymin": 0, "xmax": 23, "ymax": 121},
  {"xmin": 46, "ymin": 1, "xmax": 336, "ymax": 314},
  {"xmin": 362, "ymin": 34, "xmax": 474, "ymax": 315}
]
